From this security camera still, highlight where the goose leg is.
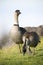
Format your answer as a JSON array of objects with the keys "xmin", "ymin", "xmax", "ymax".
[
  {"xmin": 19, "ymin": 44, "xmax": 22, "ymax": 53},
  {"xmin": 27, "ymin": 46, "xmax": 32, "ymax": 54},
  {"xmin": 22, "ymin": 43, "xmax": 27, "ymax": 55},
  {"xmin": 32, "ymin": 48, "xmax": 35, "ymax": 55}
]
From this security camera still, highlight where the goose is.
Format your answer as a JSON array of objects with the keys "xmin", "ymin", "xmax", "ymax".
[
  {"xmin": 22, "ymin": 32, "xmax": 40, "ymax": 54},
  {"xmin": 10, "ymin": 10, "xmax": 26, "ymax": 53}
]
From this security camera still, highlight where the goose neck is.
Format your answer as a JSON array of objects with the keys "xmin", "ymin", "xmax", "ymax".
[{"xmin": 14, "ymin": 13, "xmax": 19, "ymax": 25}]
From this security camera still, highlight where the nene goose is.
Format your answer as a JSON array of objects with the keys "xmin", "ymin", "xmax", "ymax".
[
  {"xmin": 10, "ymin": 10, "xmax": 26, "ymax": 53},
  {"xmin": 22, "ymin": 32, "xmax": 40, "ymax": 54}
]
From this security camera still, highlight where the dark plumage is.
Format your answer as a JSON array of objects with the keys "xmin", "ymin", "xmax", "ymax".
[
  {"xmin": 19, "ymin": 27, "xmax": 26, "ymax": 35},
  {"xmin": 30, "ymin": 32, "xmax": 40, "ymax": 47},
  {"xmin": 23, "ymin": 32, "xmax": 40, "ymax": 47},
  {"xmin": 22, "ymin": 32, "xmax": 40, "ymax": 54}
]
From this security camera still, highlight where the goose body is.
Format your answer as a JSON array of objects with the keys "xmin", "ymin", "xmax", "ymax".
[
  {"xmin": 22, "ymin": 32, "xmax": 40, "ymax": 47},
  {"xmin": 10, "ymin": 25, "xmax": 26, "ymax": 44}
]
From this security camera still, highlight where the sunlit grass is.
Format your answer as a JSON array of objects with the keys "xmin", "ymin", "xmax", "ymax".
[{"xmin": 0, "ymin": 37, "xmax": 43, "ymax": 65}]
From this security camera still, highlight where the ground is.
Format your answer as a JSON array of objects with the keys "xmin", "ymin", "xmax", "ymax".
[{"xmin": 0, "ymin": 37, "xmax": 43, "ymax": 65}]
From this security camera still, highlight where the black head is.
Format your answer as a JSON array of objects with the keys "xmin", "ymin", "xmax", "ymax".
[{"xmin": 15, "ymin": 10, "xmax": 21, "ymax": 15}]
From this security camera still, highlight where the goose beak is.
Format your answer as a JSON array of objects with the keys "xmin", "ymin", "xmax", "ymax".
[{"xmin": 20, "ymin": 12, "xmax": 21, "ymax": 14}]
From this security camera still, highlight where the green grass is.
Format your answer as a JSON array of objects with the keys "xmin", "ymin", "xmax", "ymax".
[{"xmin": 0, "ymin": 37, "xmax": 43, "ymax": 65}]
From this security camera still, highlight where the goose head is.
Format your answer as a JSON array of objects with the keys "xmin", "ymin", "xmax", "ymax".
[{"xmin": 15, "ymin": 10, "xmax": 21, "ymax": 16}]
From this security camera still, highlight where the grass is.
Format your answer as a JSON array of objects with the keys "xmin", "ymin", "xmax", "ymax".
[{"xmin": 0, "ymin": 37, "xmax": 43, "ymax": 65}]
